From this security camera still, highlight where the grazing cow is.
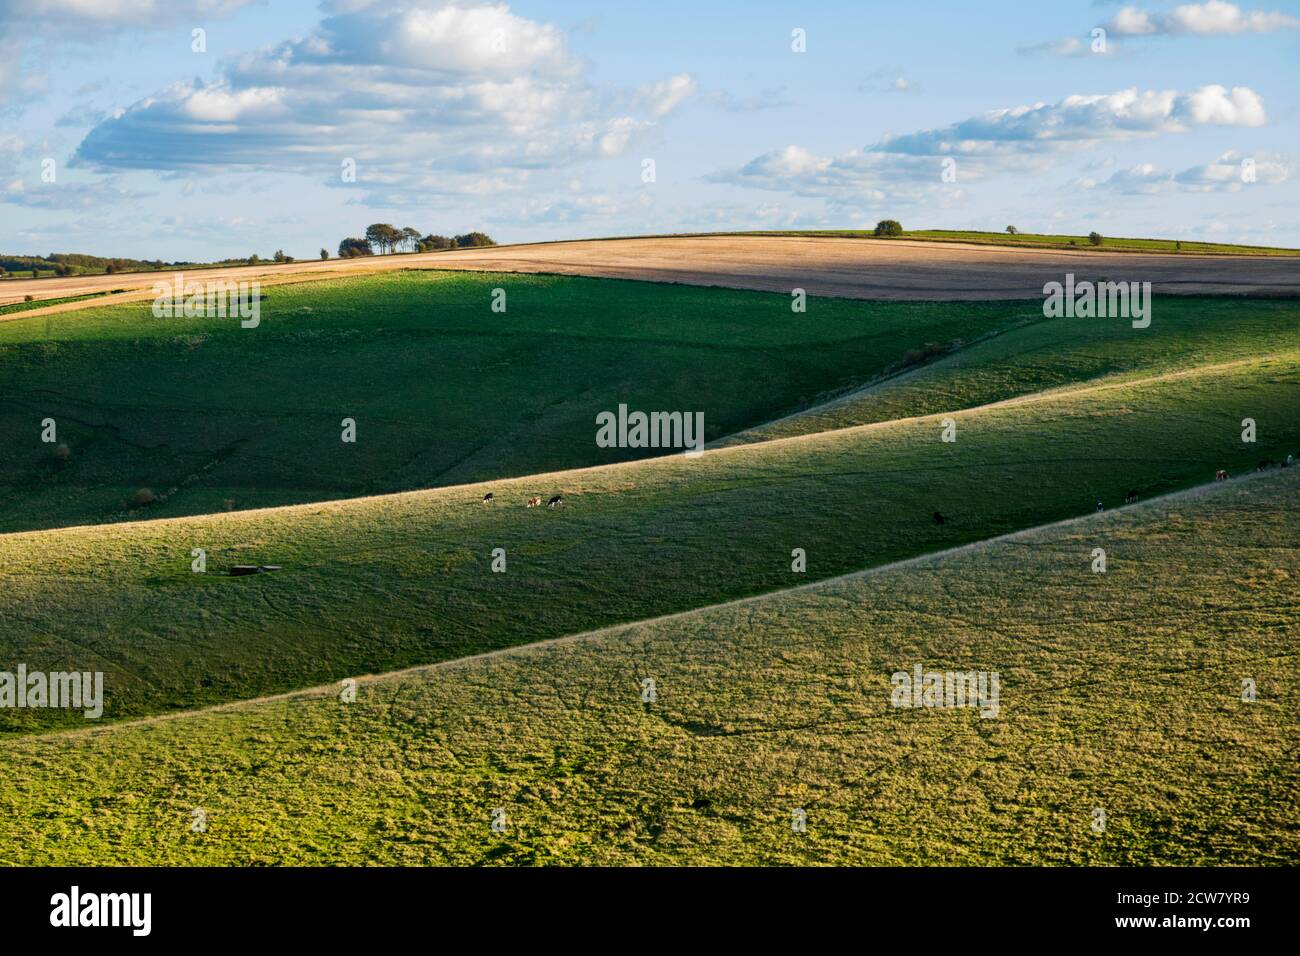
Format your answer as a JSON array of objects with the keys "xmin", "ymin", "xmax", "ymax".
[
  {"xmin": 1125, "ymin": 489, "xmax": 1138, "ymax": 504},
  {"xmin": 932, "ymin": 511, "xmax": 945, "ymax": 525},
  {"xmin": 547, "ymin": 494, "xmax": 563, "ymax": 508},
  {"xmin": 526, "ymin": 496, "xmax": 542, "ymax": 508},
  {"xmin": 1095, "ymin": 500, "xmax": 1104, "ymax": 513},
  {"xmin": 1215, "ymin": 470, "xmax": 1228, "ymax": 481},
  {"xmin": 482, "ymin": 492, "xmax": 494, "ymax": 503}
]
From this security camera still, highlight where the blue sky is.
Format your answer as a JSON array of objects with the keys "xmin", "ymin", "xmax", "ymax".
[{"xmin": 2, "ymin": 0, "xmax": 1298, "ymax": 260}]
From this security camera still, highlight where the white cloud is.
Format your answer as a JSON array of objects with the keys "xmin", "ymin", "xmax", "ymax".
[
  {"xmin": 0, "ymin": 0, "xmax": 257, "ymax": 108},
  {"xmin": 70, "ymin": 1, "xmax": 692, "ymax": 204},
  {"xmin": 1078, "ymin": 150, "xmax": 1292, "ymax": 194},
  {"xmin": 1178, "ymin": 84, "xmax": 1266, "ymax": 125},
  {"xmin": 877, "ymin": 85, "xmax": 1266, "ymax": 156},
  {"xmin": 710, "ymin": 85, "xmax": 1269, "ymax": 210},
  {"xmin": 1107, "ymin": 2, "xmax": 1300, "ymax": 36},
  {"xmin": 633, "ymin": 73, "xmax": 698, "ymax": 118}
]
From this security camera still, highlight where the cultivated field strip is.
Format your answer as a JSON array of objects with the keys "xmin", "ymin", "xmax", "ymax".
[{"xmin": 6, "ymin": 235, "xmax": 1300, "ymax": 312}]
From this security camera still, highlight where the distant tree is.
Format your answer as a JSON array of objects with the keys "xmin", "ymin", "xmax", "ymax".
[
  {"xmin": 1006, "ymin": 225, "xmax": 1018, "ymax": 235},
  {"xmin": 1175, "ymin": 240, "xmax": 1182, "ymax": 252},
  {"xmin": 418, "ymin": 234, "xmax": 454, "ymax": 252},
  {"xmin": 338, "ymin": 237, "xmax": 373, "ymax": 258},
  {"xmin": 399, "ymin": 227, "xmax": 421, "ymax": 253},
  {"xmin": 365, "ymin": 223, "xmax": 401, "ymax": 254},
  {"xmin": 248, "ymin": 254, "xmax": 260, "ymax": 265},
  {"xmin": 1088, "ymin": 231, "xmax": 1103, "ymax": 246},
  {"xmin": 873, "ymin": 219, "xmax": 903, "ymax": 237},
  {"xmin": 453, "ymin": 231, "xmax": 497, "ymax": 248},
  {"xmin": 32, "ymin": 268, "xmax": 39, "ymax": 278},
  {"xmin": 105, "ymin": 262, "xmax": 116, "ymax": 274},
  {"xmin": 273, "ymin": 249, "xmax": 287, "ymax": 263},
  {"xmin": 320, "ymin": 248, "xmax": 330, "ymax": 260}
]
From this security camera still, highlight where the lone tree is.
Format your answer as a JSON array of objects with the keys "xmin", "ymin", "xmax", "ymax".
[
  {"xmin": 873, "ymin": 219, "xmax": 903, "ymax": 237},
  {"xmin": 320, "ymin": 248, "xmax": 329, "ymax": 260},
  {"xmin": 1006, "ymin": 225, "xmax": 1018, "ymax": 235},
  {"xmin": 1088, "ymin": 231, "xmax": 1103, "ymax": 246},
  {"xmin": 337, "ymin": 237, "xmax": 373, "ymax": 258},
  {"xmin": 454, "ymin": 231, "xmax": 497, "ymax": 248}
]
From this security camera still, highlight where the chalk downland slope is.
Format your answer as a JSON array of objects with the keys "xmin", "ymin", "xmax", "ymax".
[
  {"xmin": 1, "ymin": 349, "xmax": 1297, "ymax": 732},
  {"xmin": 2, "ymin": 467, "xmax": 1294, "ymax": 865}
]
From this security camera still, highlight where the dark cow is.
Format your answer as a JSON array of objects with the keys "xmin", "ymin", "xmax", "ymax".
[
  {"xmin": 1257, "ymin": 458, "xmax": 1275, "ymax": 472},
  {"xmin": 482, "ymin": 492, "xmax": 494, "ymax": 503},
  {"xmin": 932, "ymin": 511, "xmax": 945, "ymax": 525},
  {"xmin": 548, "ymin": 494, "xmax": 563, "ymax": 508},
  {"xmin": 1125, "ymin": 489, "xmax": 1138, "ymax": 504},
  {"xmin": 1095, "ymin": 500, "xmax": 1104, "ymax": 513}
]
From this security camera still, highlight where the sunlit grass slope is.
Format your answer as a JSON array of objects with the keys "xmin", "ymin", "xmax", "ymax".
[
  {"xmin": 1, "ymin": 352, "xmax": 1296, "ymax": 732},
  {"xmin": 2, "ymin": 467, "xmax": 1294, "ymax": 865},
  {"xmin": 723, "ymin": 296, "xmax": 1300, "ymax": 445}
]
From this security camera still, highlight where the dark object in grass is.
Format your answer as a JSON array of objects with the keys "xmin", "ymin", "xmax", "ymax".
[
  {"xmin": 932, "ymin": 511, "xmax": 945, "ymax": 525},
  {"xmin": 1126, "ymin": 489, "xmax": 1139, "ymax": 503},
  {"xmin": 229, "ymin": 565, "xmax": 282, "ymax": 576},
  {"xmin": 1096, "ymin": 500, "xmax": 1104, "ymax": 513}
]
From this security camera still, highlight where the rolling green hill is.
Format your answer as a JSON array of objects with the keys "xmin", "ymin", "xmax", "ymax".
[
  {"xmin": 0, "ymin": 270, "xmax": 1044, "ymax": 533},
  {"xmin": 3, "ymin": 467, "xmax": 1293, "ymax": 865},
  {"xmin": 2, "ymin": 349, "xmax": 1296, "ymax": 733},
  {"xmin": 723, "ymin": 295, "xmax": 1300, "ymax": 444},
  {"xmin": 1, "ymin": 266, "xmax": 1296, "ymax": 866}
]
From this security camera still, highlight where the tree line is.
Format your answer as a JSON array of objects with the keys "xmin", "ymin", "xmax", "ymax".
[{"xmin": 335, "ymin": 225, "xmax": 497, "ymax": 259}]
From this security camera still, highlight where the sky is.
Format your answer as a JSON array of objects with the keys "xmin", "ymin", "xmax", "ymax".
[{"xmin": 2, "ymin": 0, "xmax": 1299, "ymax": 260}]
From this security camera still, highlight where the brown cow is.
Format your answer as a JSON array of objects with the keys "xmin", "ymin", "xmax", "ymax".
[{"xmin": 526, "ymin": 496, "xmax": 542, "ymax": 508}]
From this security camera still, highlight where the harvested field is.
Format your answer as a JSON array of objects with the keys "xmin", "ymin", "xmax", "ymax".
[{"xmin": 5, "ymin": 236, "xmax": 1300, "ymax": 312}]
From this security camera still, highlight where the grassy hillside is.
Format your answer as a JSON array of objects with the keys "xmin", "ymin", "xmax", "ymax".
[
  {"xmin": 724, "ymin": 296, "xmax": 1300, "ymax": 444},
  {"xmin": 2, "ymin": 350, "xmax": 1296, "ymax": 732},
  {"xmin": 3, "ymin": 467, "xmax": 1293, "ymax": 865},
  {"xmin": 0, "ymin": 270, "xmax": 1045, "ymax": 532}
]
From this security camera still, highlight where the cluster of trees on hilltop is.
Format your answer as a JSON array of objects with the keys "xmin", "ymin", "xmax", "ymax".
[
  {"xmin": 335, "ymin": 224, "xmax": 497, "ymax": 258},
  {"xmin": 0, "ymin": 253, "xmax": 190, "ymax": 278},
  {"xmin": 0, "ymin": 250, "xmax": 310, "ymax": 278}
]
